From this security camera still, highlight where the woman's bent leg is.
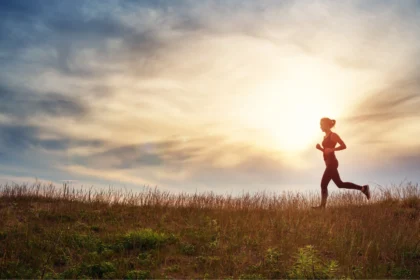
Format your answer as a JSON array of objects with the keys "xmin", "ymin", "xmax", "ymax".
[{"xmin": 331, "ymin": 168, "xmax": 363, "ymax": 190}]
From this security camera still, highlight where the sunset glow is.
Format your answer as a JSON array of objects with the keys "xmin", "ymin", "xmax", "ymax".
[{"xmin": 237, "ymin": 55, "xmax": 350, "ymax": 155}]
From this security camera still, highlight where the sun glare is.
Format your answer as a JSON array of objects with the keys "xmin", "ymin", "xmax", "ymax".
[{"xmin": 239, "ymin": 56, "xmax": 344, "ymax": 155}]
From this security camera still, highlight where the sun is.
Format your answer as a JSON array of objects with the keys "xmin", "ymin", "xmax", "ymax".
[
  {"xmin": 238, "ymin": 56, "xmax": 345, "ymax": 154},
  {"xmin": 250, "ymin": 84, "xmax": 332, "ymax": 154},
  {"xmin": 269, "ymin": 102, "xmax": 326, "ymax": 153}
]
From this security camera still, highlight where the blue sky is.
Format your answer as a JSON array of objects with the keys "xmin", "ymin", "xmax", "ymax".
[{"xmin": 1, "ymin": 0, "xmax": 420, "ymax": 196}]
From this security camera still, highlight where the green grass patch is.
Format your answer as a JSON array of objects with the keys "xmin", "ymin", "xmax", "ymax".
[
  {"xmin": 120, "ymin": 228, "xmax": 177, "ymax": 250},
  {"xmin": 288, "ymin": 245, "xmax": 339, "ymax": 279},
  {"xmin": 125, "ymin": 269, "xmax": 151, "ymax": 279},
  {"xmin": 61, "ymin": 261, "xmax": 117, "ymax": 279}
]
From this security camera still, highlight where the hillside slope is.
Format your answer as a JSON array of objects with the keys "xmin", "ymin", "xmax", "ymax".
[{"xmin": 0, "ymin": 183, "xmax": 419, "ymax": 279}]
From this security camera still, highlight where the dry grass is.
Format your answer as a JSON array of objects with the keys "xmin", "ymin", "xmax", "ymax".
[{"xmin": 0, "ymin": 181, "xmax": 419, "ymax": 279}]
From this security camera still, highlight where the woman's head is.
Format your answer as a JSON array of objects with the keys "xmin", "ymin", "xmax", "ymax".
[{"xmin": 320, "ymin": 117, "xmax": 336, "ymax": 132}]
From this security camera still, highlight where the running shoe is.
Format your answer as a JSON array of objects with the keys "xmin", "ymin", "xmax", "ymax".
[{"xmin": 362, "ymin": 185, "xmax": 371, "ymax": 200}]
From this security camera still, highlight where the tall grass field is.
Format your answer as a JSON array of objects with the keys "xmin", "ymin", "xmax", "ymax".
[{"xmin": 0, "ymin": 182, "xmax": 419, "ymax": 279}]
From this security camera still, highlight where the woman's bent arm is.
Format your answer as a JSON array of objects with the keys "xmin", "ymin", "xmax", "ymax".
[{"xmin": 331, "ymin": 133, "xmax": 347, "ymax": 151}]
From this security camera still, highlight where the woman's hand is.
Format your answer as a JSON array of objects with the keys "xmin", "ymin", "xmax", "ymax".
[
  {"xmin": 316, "ymin": 144, "xmax": 324, "ymax": 152},
  {"xmin": 323, "ymin": 148, "xmax": 334, "ymax": 155}
]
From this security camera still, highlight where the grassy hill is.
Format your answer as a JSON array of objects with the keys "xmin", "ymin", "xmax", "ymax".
[{"xmin": 0, "ymin": 182, "xmax": 419, "ymax": 279}]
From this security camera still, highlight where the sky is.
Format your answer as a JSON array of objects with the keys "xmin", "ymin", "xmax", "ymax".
[{"xmin": 1, "ymin": 0, "xmax": 420, "ymax": 196}]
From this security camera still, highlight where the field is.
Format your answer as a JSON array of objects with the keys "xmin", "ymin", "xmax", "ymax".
[{"xmin": 0, "ymin": 182, "xmax": 419, "ymax": 279}]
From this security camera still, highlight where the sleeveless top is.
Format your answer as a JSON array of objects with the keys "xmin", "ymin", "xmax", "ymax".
[{"xmin": 322, "ymin": 132, "xmax": 338, "ymax": 165}]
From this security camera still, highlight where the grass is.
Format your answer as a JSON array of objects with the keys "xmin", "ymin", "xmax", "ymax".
[{"xmin": 0, "ymin": 181, "xmax": 419, "ymax": 278}]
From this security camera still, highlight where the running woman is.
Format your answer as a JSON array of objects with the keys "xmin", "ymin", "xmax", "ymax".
[{"xmin": 313, "ymin": 117, "xmax": 370, "ymax": 209}]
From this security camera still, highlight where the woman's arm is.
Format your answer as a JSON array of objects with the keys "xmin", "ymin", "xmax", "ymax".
[
  {"xmin": 331, "ymin": 133, "xmax": 346, "ymax": 151},
  {"xmin": 323, "ymin": 133, "xmax": 347, "ymax": 154}
]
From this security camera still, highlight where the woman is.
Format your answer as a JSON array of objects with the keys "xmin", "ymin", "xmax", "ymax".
[{"xmin": 313, "ymin": 117, "xmax": 370, "ymax": 209}]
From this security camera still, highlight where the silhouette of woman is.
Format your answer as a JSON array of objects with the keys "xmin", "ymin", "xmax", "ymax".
[{"xmin": 313, "ymin": 117, "xmax": 370, "ymax": 209}]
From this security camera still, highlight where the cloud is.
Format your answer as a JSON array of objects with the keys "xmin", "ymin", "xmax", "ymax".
[
  {"xmin": 0, "ymin": 125, "xmax": 39, "ymax": 150},
  {"xmin": 73, "ymin": 135, "xmax": 227, "ymax": 170},
  {"xmin": 0, "ymin": 83, "xmax": 88, "ymax": 121},
  {"xmin": 57, "ymin": 138, "xmax": 293, "ymax": 194},
  {"xmin": 343, "ymin": 75, "xmax": 420, "ymax": 145},
  {"xmin": 65, "ymin": 134, "xmax": 292, "ymax": 189},
  {"xmin": 0, "ymin": 124, "xmax": 105, "ymax": 159},
  {"xmin": 0, "ymin": 0, "xmax": 52, "ymax": 52}
]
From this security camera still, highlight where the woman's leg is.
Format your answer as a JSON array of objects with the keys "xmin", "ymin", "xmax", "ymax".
[
  {"xmin": 319, "ymin": 166, "xmax": 334, "ymax": 207},
  {"xmin": 330, "ymin": 168, "xmax": 363, "ymax": 190}
]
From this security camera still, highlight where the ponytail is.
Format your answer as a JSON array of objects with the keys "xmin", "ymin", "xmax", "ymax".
[{"xmin": 321, "ymin": 117, "xmax": 336, "ymax": 129}]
